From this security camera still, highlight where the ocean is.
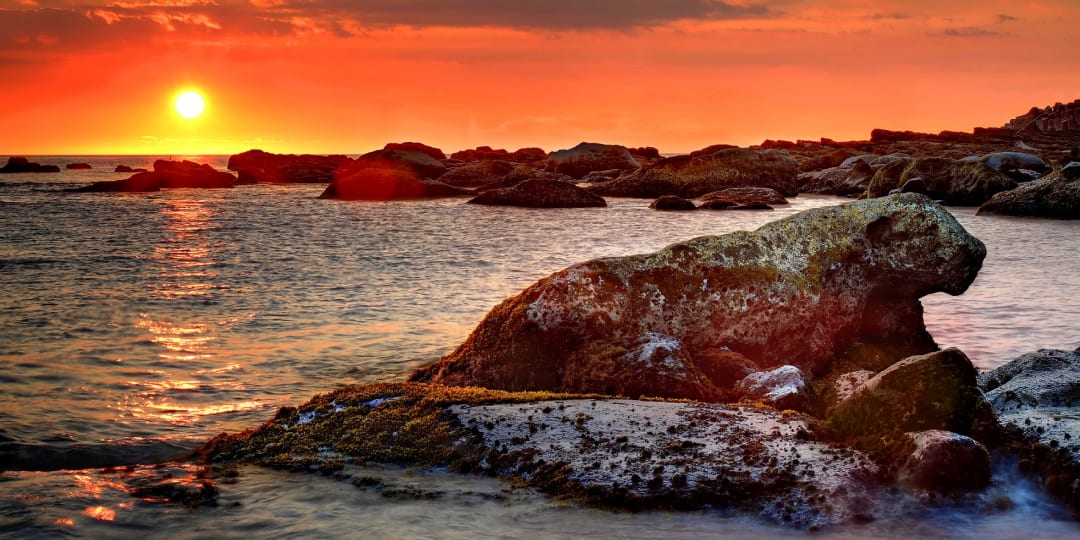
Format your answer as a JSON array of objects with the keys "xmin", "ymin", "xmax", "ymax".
[{"xmin": 1, "ymin": 155, "xmax": 1078, "ymax": 538}]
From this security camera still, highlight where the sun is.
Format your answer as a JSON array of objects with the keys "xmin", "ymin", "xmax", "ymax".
[{"xmin": 175, "ymin": 91, "xmax": 205, "ymax": 119}]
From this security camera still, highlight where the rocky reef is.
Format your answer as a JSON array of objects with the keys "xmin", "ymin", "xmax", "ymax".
[
  {"xmin": 978, "ymin": 166, "xmax": 1080, "ymax": 218},
  {"xmin": 1, "ymin": 157, "xmax": 60, "ymax": 173},
  {"xmin": 228, "ymin": 149, "xmax": 350, "ymax": 184},
  {"xmin": 71, "ymin": 160, "xmax": 236, "ymax": 192},
  {"xmin": 467, "ymin": 179, "xmax": 607, "ymax": 208}
]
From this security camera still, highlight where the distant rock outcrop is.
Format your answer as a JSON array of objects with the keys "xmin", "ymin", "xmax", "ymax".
[
  {"xmin": 546, "ymin": 142, "xmax": 640, "ymax": 179},
  {"xmin": 588, "ymin": 147, "xmax": 799, "ymax": 199},
  {"xmin": 319, "ymin": 157, "xmax": 467, "ymax": 200},
  {"xmin": 71, "ymin": 160, "xmax": 235, "ymax": 192},
  {"xmin": 467, "ymin": 179, "xmax": 606, "ymax": 208},
  {"xmin": 114, "ymin": 165, "xmax": 147, "ymax": 173},
  {"xmin": 698, "ymin": 187, "xmax": 787, "ymax": 210},
  {"xmin": 1004, "ymin": 99, "xmax": 1080, "ymax": 132},
  {"xmin": 411, "ymin": 194, "xmax": 985, "ymax": 400},
  {"xmin": 65, "ymin": 163, "xmax": 91, "ymax": 170},
  {"xmin": 227, "ymin": 149, "xmax": 350, "ymax": 184},
  {"xmin": 977, "ymin": 168, "xmax": 1080, "ymax": 219},
  {"xmin": 649, "ymin": 195, "xmax": 696, "ymax": 211},
  {"xmin": 383, "ymin": 142, "xmax": 446, "ymax": 160},
  {"xmin": 866, "ymin": 157, "xmax": 1017, "ymax": 205},
  {"xmin": 0, "ymin": 157, "xmax": 60, "ymax": 173},
  {"xmin": 450, "ymin": 146, "xmax": 547, "ymax": 163}
]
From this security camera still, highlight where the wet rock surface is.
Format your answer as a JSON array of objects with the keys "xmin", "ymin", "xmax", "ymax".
[
  {"xmin": 866, "ymin": 157, "xmax": 1017, "ymax": 206},
  {"xmin": 980, "ymin": 348, "xmax": 1080, "ymax": 513},
  {"xmin": 978, "ymin": 169, "xmax": 1080, "ymax": 219},
  {"xmin": 412, "ymin": 193, "xmax": 985, "ymax": 399}
]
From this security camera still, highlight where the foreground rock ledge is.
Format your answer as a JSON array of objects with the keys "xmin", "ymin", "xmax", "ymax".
[{"xmin": 199, "ymin": 382, "xmax": 877, "ymax": 527}]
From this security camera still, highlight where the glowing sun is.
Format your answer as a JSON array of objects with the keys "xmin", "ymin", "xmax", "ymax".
[{"xmin": 175, "ymin": 91, "xmax": 205, "ymax": 119}]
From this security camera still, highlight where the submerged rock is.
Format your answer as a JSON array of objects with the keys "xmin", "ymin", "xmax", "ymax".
[
  {"xmin": 980, "ymin": 348, "xmax": 1080, "ymax": 512},
  {"xmin": 467, "ymin": 179, "xmax": 607, "ymax": 208},
  {"xmin": 546, "ymin": 142, "xmax": 640, "ymax": 179},
  {"xmin": 589, "ymin": 147, "xmax": 798, "ymax": 199},
  {"xmin": 698, "ymin": 187, "xmax": 784, "ymax": 210},
  {"xmin": 649, "ymin": 195, "xmax": 696, "ymax": 211},
  {"xmin": 411, "ymin": 193, "xmax": 985, "ymax": 400},
  {"xmin": 0, "ymin": 157, "xmax": 60, "ymax": 173},
  {"xmin": 65, "ymin": 162, "xmax": 91, "ymax": 170},
  {"xmin": 977, "ymin": 169, "xmax": 1080, "ymax": 219}
]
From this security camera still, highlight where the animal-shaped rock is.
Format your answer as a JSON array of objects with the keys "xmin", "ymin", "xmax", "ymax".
[{"xmin": 411, "ymin": 193, "xmax": 986, "ymax": 400}]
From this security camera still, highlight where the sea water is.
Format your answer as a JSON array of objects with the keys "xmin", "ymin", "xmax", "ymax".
[{"xmin": 1, "ymin": 156, "xmax": 1078, "ymax": 538}]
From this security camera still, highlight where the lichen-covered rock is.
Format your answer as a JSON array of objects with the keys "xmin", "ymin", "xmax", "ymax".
[
  {"xmin": 72, "ymin": 160, "xmax": 236, "ymax": 192},
  {"xmin": 826, "ymin": 348, "xmax": 982, "ymax": 437},
  {"xmin": 898, "ymin": 430, "xmax": 991, "ymax": 491},
  {"xmin": 227, "ymin": 149, "xmax": 350, "ymax": 184},
  {"xmin": 320, "ymin": 162, "xmax": 468, "ymax": 200},
  {"xmin": 467, "ymin": 179, "xmax": 607, "ymax": 208},
  {"xmin": 977, "ymin": 170, "xmax": 1080, "ymax": 219},
  {"xmin": 980, "ymin": 348, "xmax": 1080, "ymax": 512},
  {"xmin": 649, "ymin": 195, "xmax": 696, "ymax": 211},
  {"xmin": 735, "ymin": 365, "xmax": 813, "ymax": 412},
  {"xmin": 546, "ymin": 142, "xmax": 640, "ymax": 179},
  {"xmin": 411, "ymin": 193, "xmax": 985, "ymax": 399},
  {"xmin": 199, "ymin": 382, "xmax": 879, "ymax": 528},
  {"xmin": 867, "ymin": 157, "xmax": 1017, "ymax": 205},
  {"xmin": 589, "ymin": 147, "xmax": 798, "ymax": 199},
  {"xmin": 797, "ymin": 157, "xmax": 875, "ymax": 196}
]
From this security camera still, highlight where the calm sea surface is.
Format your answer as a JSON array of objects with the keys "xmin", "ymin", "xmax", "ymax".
[{"xmin": 1, "ymin": 156, "xmax": 1078, "ymax": 538}]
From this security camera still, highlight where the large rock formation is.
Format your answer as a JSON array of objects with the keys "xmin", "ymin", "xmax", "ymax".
[
  {"xmin": 319, "ymin": 150, "xmax": 468, "ymax": 200},
  {"xmin": 227, "ymin": 149, "xmax": 350, "ymax": 184},
  {"xmin": 977, "ymin": 168, "xmax": 1080, "ymax": 219},
  {"xmin": 587, "ymin": 147, "xmax": 798, "ymax": 199},
  {"xmin": 546, "ymin": 142, "xmax": 640, "ymax": 179},
  {"xmin": 439, "ymin": 160, "xmax": 516, "ymax": 188},
  {"xmin": 467, "ymin": 179, "xmax": 607, "ymax": 208},
  {"xmin": 866, "ymin": 157, "xmax": 1017, "ymax": 205},
  {"xmin": 0, "ymin": 157, "xmax": 60, "ymax": 173},
  {"xmin": 980, "ymin": 348, "xmax": 1080, "ymax": 512},
  {"xmin": 1004, "ymin": 99, "xmax": 1080, "ymax": 132},
  {"xmin": 410, "ymin": 193, "xmax": 985, "ymax": 400},
  {"xmin": 71, "ymin": 160, "xmax": 235, "ymax": 192}
]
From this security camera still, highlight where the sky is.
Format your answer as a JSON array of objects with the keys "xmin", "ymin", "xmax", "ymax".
[{"xmin": 0, "ymin": 0, "xmax": 1078, "ymax": 155}]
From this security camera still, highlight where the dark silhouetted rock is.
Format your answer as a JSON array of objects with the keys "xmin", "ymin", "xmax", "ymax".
[
  {"xmin": 114, "ymin": 165, "xmax": 147, "ymax": 173},
  {"xmin": 0, "ymin": 157, "xmax": 60, "ymax": 173},
  {"xmin": 411, "ymin": 194, "xmax": 985, "ymax": 400},
  {"xmin": 227, "ymin": 149, "xmax": 350, "ymax": 184},
  {"xmin": 546, "ymin": 142, "xmax": 640, "ymax": 179},
  {"xmin": 826, "ymin": 348, "xmax": 982, "ymax": 437},
  {"xmin": 438, "ymin": 160, "xmax": 516, "ymax": 188},
  {"xmin": 980, "ymin": 348, "xmax": 1080, "ymax": 513},
  {"xmin": 383, "ymin": 142, "xmax": 446, "ymax": 160},
  {"xmin": 649, "ymin": 195, "xmax": 696, "ymax": 211},
  {"xmin": 798, "ymin": 156, "xmax": 875, "ymax": 196},
  {"xmin": 1004, "ymin": 99, "xmax": 1080, "ymax": 132},
  {"xmin": 467, "ymin": 179, "xmax": 606, "ymax": 208},
  {"xmin": 867, "ymin": 157, "xmax": 1017, "ymax": 205},
  {"xmin": 735, "ymin": 365, "xmax": 813, "ymax": 412},
  {"xmin": 450, "ymin": 146, "xmax": 548, "ymax": 163},
  {"xmin": 898, "ymin": 430, "xmax": 991, "ymax": 491},
  {"xmin": 977, "ymin": 169, "xmax": 1080, "ymax": 218},
  {"xmin": 589, "ymin": 147, "xmax": 798, "ymax": 199},
  {"xmin": 357, "ymin": 149, "xmax": 447, "ymax": 180},
  {"xmin": 698, "ymin": 187, "xmax": 787, "ymax": 210},
  {"xmin": 71, "ymin": 160, "xmax": 235, "ymax": 192},
  {"xmin": 65, "ymin": 163, "xmax": 91, "ymax": 170},
  {"xmin": 899, "ymin": 177, "xmax": 927, "ymax": 195},
  {"xmin": 320, "ymin": 160, "xmax": 468, "ymax": 200}
]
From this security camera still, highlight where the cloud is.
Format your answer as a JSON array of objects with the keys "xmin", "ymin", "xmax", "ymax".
[{"xmin": 995, "ymin": 14, "xmax": 1020, "ymax": 23}]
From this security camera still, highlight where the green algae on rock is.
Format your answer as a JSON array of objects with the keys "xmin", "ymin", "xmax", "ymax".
[{"xmin": 411, "ymin": 193, "xmax": 986, "ymax": 401}]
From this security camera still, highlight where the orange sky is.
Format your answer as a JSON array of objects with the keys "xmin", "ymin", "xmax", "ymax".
[{"xmin": 1, "ymin": 0, "xmax": 1078, "ymax": 155}]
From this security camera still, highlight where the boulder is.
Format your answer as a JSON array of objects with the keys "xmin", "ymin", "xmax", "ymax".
[
  {"xmin": 589, "ymin": 147, "xmax": 798, "ymax": 199},
  {"xmin": 734, "ymin": 365, "xmax": 813, "ymax": 412},
  {"xmin": 546, "ymin": 142, "xmax": 640, "ymax": 179},
  {"xmin": 867, "ymin": 157, "xmax": 1017, "ymax": 206},
  {"xmin": 450, "ymin": 146, "xmax": 546, "ymax": 163},
  {"xmin": 698, "ymin": 187, "xmax": 786, "ymax": 210},
  {"xmin": 65, "ymin": 163, "xmax": 91, "ymax": 170},
  {"xmin": 825, "ymin": 348, "xmax": 982, "ymax": 437},
  {"xmin": 649, "ymin": 195, "xmax": 696, "ymax": 211},
  {"xmin": 898, "ymin": 430, "xmax": 991, "ymax": 491},
  {"xmin": 411, "ymin": 194, "xmax": 985, "ymax": 400},
  {"xmin": 383, "ymin": 142, "xmax": 446, "ymax": 160},
  {"xmin": 114, "ymin": 165, "xmax": 147, "ymax": 173},
  {"xmin": 467, "ymin": 179, "xmax": 607, "ymax": 208},
  {"xmin": 980, "ymin": 348, "xmax": 1080, "ymax": 512},
  {"xmin": 980, "ymin": 152, "xmax": 1049, "ymax": 175},
  {"xmin": 227, "ymin": 149, "xmax": 349, "ymax": 184},
  {"xmin": 798, "ymin": 158, "xmax": 875, "ymax": 196},
  {"xmin": 356, "ymin": 149, "xmax": 447, "ymax": 180},
  {"xmin": 71, "ymin": 160, "xmax": 235, "ymax": 192},
  {"xmin": 320, "ymin": 161, "xmax": 468, "ymax": 200},
  {"xmin": 438, "ymin": 160, "xmax": 516, "ymax": 188},
  {"xmin": 0, "ymin": 157, "xmax": 60, "ymax": 173},
  {"xmin": 977, "ymin": 169, "xmax": 1080, "ymax": 219},
  {"xmin": 199, "ymin": 382, "xmax": 880, "ymax": 528}
]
